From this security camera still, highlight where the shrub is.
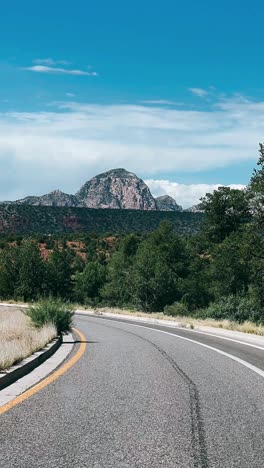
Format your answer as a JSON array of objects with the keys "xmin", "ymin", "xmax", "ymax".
[
  {"xmin": 195, "ymin": 295, "xmax": 263, "ymax": 323},
  {"xmin": 164, "ymin": 302, "xmax": 189, "ymax": 317},
  {"xmin": 27, "ymin": 299, "xmax": 74, "ymax": 335}
]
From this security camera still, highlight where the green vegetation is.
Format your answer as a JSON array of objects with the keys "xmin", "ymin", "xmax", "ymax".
[
  {"xmin": 0, "ymin": 204, "xmax": 203, "ymax": 235},
  {"xmin": 27, "ymin": 299, "xmax": 74, "ymax": 335},
  {"xmin": 2, "ymin": 144, "xmax": 264, "ymax": 327}
]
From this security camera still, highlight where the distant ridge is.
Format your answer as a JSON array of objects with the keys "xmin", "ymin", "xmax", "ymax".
[
  {"xmin": 156, "ymin": 195, "xmax": 183, "ymax": 212},
  {"xmin": 14, "ymin": 190, "xmax": 81, "ymax": 207},
  {"xmin": 185, "ymin": 203, "xmax": 204, "ymax": 213},
  {"xmin": 5, "ymin": 168, "xmax": 183, "ymax": 212},
  {"xmin": 0, "ymin": 204, "xmax": 204, "ymax": 235}
]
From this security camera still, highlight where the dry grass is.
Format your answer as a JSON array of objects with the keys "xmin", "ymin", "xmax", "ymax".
[
  {"xmin": 0, "ymin": 307, "xmax": 57, "ymax": 371},
  {"xmin": 200, "ymin": 318, "xmax": 264, "ymax": 336},
  {"xmin": 80, "ymin": 306, "xmax": 264, "ymax": 336}
]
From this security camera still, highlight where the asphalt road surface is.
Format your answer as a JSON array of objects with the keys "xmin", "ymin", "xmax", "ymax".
[{"xmin": 1, "ymin": 314, "xmax": 264, "ymax": 468}]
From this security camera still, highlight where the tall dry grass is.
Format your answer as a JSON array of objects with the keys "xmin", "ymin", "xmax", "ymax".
[{"xmin": 0, "ymin": 308, "xmax": 57, "ymax": 371}]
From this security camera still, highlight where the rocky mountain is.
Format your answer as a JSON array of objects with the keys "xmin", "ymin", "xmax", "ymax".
[
  {"xmin": 185, "ymin": 203, "xmax": 204, "ymax": 213},
  {"xmin": 156, "ymin": 195, "xmax": 183, "ymax": 212},
  {"xmin": 75, "ymin": 168, "xmax": 157, "ymax": 210},
  {"xmin": 6, "ymin": 168, "xmax": 184, "ymax": 212},
  {"xmin": 14, "ymin": 190, "xmax": 81, "ymax": 207}
]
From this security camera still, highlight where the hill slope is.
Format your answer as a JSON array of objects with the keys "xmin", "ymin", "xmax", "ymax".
[
  {"xmin": 14, "ymin": 190, "xmax": 81, "ymax": 207},
  {"xmin": 0, "ymin": 205, "xmax": 203, "ymax": 235}
]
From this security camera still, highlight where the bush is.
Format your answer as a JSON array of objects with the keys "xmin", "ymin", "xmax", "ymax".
[
  {"xmin": 27, "ymin": 299, "xmax": 74, "ymax": 335},
  {"xmin": 195, "ymin": 295, "xmax": 263, "ymax": 323},
  {"xmin": 164, "ymin": 302, "xmax": 189, "ymax": 317}
]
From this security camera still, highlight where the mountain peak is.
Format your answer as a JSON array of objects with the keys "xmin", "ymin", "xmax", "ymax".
[
  {"xmin": 76, "ymin": 168, "xmax": 157, "ymax": 210},
  {"xmin": 156, "ymin": 195, "xmax": 183, "ymax": 212},
  {"xmin": 8, "ymin": 168, "xmax": 186, "ymax": 212},
  {"xmin": 49, "ymin": 189, "xmax": 64, "ymax": 195},
  {"xmin": 96, "ymin": 168, "xmax": 137, "ymax": 179}
]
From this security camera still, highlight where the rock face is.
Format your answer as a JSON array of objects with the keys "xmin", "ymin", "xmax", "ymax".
[
  {"xmin": 156, "ymin": 195, "xmax": 183, "ymax": 212},
  {"xmin": 8, "ymin": 168, "xmax": 185, "ymax": 211},
  {"xmin": 14, "ymin": 190, "xmax": 81, "ymax": 207},
  {"xmin": 75, "ymin": 168, "xmax": 157, "ymax": 210},
  {"xmin": 185, "ymin": 203, "xmax": 204, "ymax": 213}
]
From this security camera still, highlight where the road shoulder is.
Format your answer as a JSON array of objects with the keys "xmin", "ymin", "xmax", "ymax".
[{"xmin": 0, "ymin": 332, "xmax": 74, "ymax": 407}]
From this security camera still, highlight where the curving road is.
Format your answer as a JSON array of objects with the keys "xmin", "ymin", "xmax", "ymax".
[{"xmin": 1, "ymin": 314, "xmax": 264, "ymax": 467}]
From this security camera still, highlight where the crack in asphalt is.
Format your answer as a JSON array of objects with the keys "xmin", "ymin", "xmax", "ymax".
[{"xmin": 86, "ymin": 318, "xmax": 209, "ymax": 468}]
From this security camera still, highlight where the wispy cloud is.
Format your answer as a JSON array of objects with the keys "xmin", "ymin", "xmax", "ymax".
[
  {"xmin": 66, "ymin": 93, "xmax": 76, "ymax": 97},
  {"xmin": 24, "ymin": 65, "xmax": 98, "ymax": 76},
  {"xmin": 189, "ymin": 87, "xmax": 209, "ymax": 97},
  {"xmin": 33, "ymin": 58, "xmax": 71, "ymax": 66},
  {"xmin": 0, "ymin": 95, "xmax": 260, "ymax": 202}
]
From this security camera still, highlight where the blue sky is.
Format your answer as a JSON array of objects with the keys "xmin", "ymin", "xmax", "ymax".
[{"xmin": 0, "ymin": 0, "xmax": 263, "ymax": 207}]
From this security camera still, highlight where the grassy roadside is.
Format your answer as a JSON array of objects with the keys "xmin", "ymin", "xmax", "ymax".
[
  {"xmin": 0, "ymin": 307, "xmax": 57, "ymax": 371},
  {"xmin": 79, "ymin": 306, "xmax": 264, "ymax": 337}
]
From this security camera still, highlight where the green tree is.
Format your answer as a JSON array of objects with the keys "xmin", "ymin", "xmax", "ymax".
[
  {"xmin": 47, "ymin": 246, "xmax": 74, "ymax": 298},
  {"xmin": 102, "ymin": 234, "xmax": 140, "ymax": 306},
  {"xmin": 209, "ymin": 230, "xmax": 251, "ymax": 299},
  {"xmin": 248, "ymin": 143, "xmax": 264, "ymax": 225},
  {"xmin": 128, "ymin": 224, "xmax": 189, "ymax": 312},
  {"xmin": 201, "ymin": 186, "xmax": 250, "ymax": 242},
  {"xmin": 74, "ymin": 261, "xmax": 106, "ymax": 304},
  {"xmin": 149, "ymin": 222, "xmax": 189, "ymax": 277},
  {"xmin": 130, "ymin": 241, "xmax": 177, "ymax": 311},
  {"xmin": 244, "ymin": 143, "xmax": 264, "ymax": 306},
  {"xmin": 0, "ymin": 245, "xmax": 20, "ymax": 298},
  {"xmin": 180, "ymin": 255, "xmax": 212, "ymax": 310},
  {"xmin": 15, "ymin": 239, "xmax": 46, "ymax": 301},
  {"xmin": 242, "ymin": 228, "xmax": 264, "ymax": 309}
]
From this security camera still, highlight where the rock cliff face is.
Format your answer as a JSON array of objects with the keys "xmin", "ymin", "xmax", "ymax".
[
  {"xmin": 15, "ymin": 190, "xmax": 81, "ymax": 207},
  {"xmin": 185, "ymin": 203, "xmax": 204, "ymax": 213},
  {"xmin": 75, "ymin": 168, "xmax": 157, "ymax": 210},
  {"xmin": 156, "ymin": 195, "xmax": 183, "ymax": 212},
  {"xmin": 8, "ymin": 168, "xmax": 185, "ymax": 211}
]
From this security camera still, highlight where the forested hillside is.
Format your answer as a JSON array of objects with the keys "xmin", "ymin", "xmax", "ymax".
[
  {"xmin": 0, "ymin": 205, "xmax": 203, "ymax": 235},
  {"xmin": 1, "ymin": 145, "xmax": 264, "ymax": 326}
]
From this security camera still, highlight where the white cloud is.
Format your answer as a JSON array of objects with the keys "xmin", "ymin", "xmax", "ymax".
[
  {"xmin": 146, "ymin": 179, "xmax": 245, "ymax": 209},
  {"xmin": 33, "ymin": 58, "xmax": 71, "ymax": 66},
  {"xmin": 24, "ymin": 66, "xmax": 97, "ymax": 76},
  {"xmin": 0, "ymin": 96, "xmax": 261, "ymax": 201},
  {"xmin": 66, "ymin": 93, "xmax": 76, "ymax": 97},
  {"xmin": 189, "ymin": 88, "xmax": 208, "ymax": 97}
]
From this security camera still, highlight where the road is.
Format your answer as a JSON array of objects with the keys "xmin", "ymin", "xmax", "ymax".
[{"xmin": 1, "ymin": 314, "xmax": 264, "ymax": 467}]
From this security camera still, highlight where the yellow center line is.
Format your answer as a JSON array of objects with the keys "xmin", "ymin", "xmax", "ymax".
[{"xmin": 0, "ymin": 327, "xmax": 86, "ymax": 416}]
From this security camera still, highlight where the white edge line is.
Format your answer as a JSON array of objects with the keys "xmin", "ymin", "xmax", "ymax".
[
  {"xmin": 2, "ymin": 305, "xmax": 264, "ymax": 351},
  {"xmin": 172, "ymin": 328, "xmax": 264, "ymax": 350},
  {"xmin": 83, "ymin": 315, "xmax": 264, "ymax": 379},
  {"xmin": 76, "ymin": 311, "xmax": 264, "ymax": 351}
]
